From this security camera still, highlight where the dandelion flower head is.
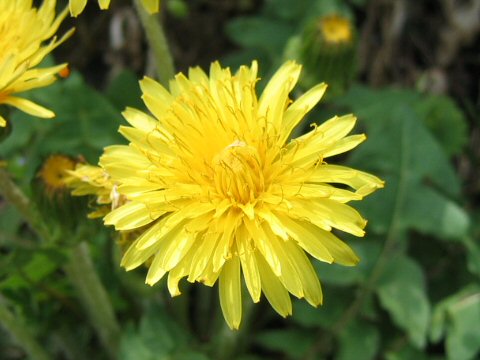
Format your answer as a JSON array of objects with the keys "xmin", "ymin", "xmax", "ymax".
[
  {"xmin": 100, "ymin": 60, "xmax": 384, "ymax": 329},
  {"xmin": 0, "ymin": 0, "xmax": 74, "ymax": 127}
]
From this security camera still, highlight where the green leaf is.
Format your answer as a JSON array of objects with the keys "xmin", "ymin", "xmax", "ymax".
[
  {"xmin": 461, "ymin": 237, "xmax": 480, "ymax": 278},
  {"xmin": 106, "ymin": 70, "xmax": 144, "ymax": 111},
  {"xmin": 254, "ymin": 328, "xmax": 315, "ymax": 358},
  {"xmin": 292, "ymin": 287, "xmax": 351, "ymax": 328},
  {"xmin": 337, "ymin": 320, "xmax": 380, "ymax": 360},
  {"xmin": 119, "ymin": 305, "xmax": 199, "ymax": 360},
  {"xmin": 385, "ymin": 344, "xmax": 433, "ymax": 360},
  {"xmin": 445, "ymin": 292, "xmax": 480, "ymax": 360},
  {"xmin": 340, "ymin": 86, "xmax": 469, "ymax": 241},
  {"xmin": 414, "ymin": 95, "xmax": 468, "ymax": 156},
  {"xmin": 225, "ymin": 17, "xmax": 294, "ymax": 55},
  {"xmin": 430, "ymin": 284, "xmax": 480, "ymax": 360},
  {"xmin": 377, "ymin": 255, "xmax": 430, "ymax": 348},
  {"xmin": 314, "ymin": 240, "xmax": 382, "ymax": 286},
  {"xmin": 0, "ymin": 248, "xmax": 67, "ymax": 291}
]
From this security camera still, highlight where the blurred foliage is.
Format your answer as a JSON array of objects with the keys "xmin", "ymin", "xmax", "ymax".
[{"xmin": 1, "ymin": 0, "xmax": 479, "ymax": 359}]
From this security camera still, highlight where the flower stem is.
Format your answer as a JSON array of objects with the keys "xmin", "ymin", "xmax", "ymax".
[
  {"xmin": 212, "ymin": 295, "xmax": 254, "ymax": 359},
  {"xmin": 0, "ymin": 168, "xmax": 51, "ymax": 241},
  {"xmin": 63, "ymin": 242, "xmax": 121, "ymax": 359},
  {"xmin": 133, "ymin": 0, "xmax": 175, "ymax": 86},
  {"xmin": 0, "ymin": 295, "xmax": 52, "ymax": 360}
]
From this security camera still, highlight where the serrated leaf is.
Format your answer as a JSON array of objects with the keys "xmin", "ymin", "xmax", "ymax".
[
  {"xmin": 340, "ymin": 87, "xmax": 469, "ymax": 240},
  {"xmin": 377, "ymin": 256, "xmax": 430, "ymax": 348}
]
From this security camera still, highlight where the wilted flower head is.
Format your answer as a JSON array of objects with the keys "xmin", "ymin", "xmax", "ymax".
[
  {"xmin": 0, "ymin": 0, "xmax": 74, "ymax": 127},
  {"xmin": 99, "ymin": 60, "xmax": 383, "ymax": 329},
  {"xmin": 65, "ymin": 163, "xmax": 123, "ymax": 218},
  {"xmin": 69, "ymin": 0, "xmax": 160, "ymax": 17}
]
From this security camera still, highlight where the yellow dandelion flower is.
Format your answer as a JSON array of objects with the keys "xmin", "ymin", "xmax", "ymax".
[
  {"xmin": 319, "ymin": 14, "xmax": 353, "ymax": 45},
  {"xmin": 38, "ymin": 154, "xmax": 76, "ymax": 198},
  {"xmin": 65, "ymin": 163, "xmax": 124, "ymax": 218},
  {"xmin": 0, "ymin": 0, "xmax": 74, "ymax": 127},
  {"xmin": 69, "ymin": 0, "xmax": 160, "ymax": 17},
  {"xmin": 100, "ymin": 60, "xmax": 384, "ymax": 329}
]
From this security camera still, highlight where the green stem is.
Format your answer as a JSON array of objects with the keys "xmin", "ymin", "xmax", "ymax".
[
  {"xmin": 64, "ymin": 242, "xmax": 121, "ymax": 359},
  {"xmin": 133, "ymin": 0, "xmax": 175, "ymax": 86},
  {"xmin": 0, "ymin": 295, "xmax": 52, "ymax": 360},
  {"xmin": 212, "ymin": 295, "xmax": 254, "ymax": 359},
  {"xmin": 0, "ymin": 168, "xmax": 51, "ymax": 242}
]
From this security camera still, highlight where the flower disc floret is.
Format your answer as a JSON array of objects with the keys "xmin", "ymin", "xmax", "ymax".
[{"xmin": 100, "ymin": 60, "xmax": 384, "ymax": 329}]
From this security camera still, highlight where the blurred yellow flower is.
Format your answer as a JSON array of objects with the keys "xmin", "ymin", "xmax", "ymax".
[
  {"xmin": 38, "ymin": 154, "xmax": 77, "ymax": 198},
  {"xmin": 69, "ymin": 0, "xmax": 160, "ymax": 17},
  {"xmin": 319, "ymin": 14, "xmax": 353, "ymax": 45},
  {"xmin": 0, "ymin": 0, "xmax": 74, "ymax": 127},
  {"xmin": 100, "ymin": 60, "xmax": 384, "ymax": 329}
]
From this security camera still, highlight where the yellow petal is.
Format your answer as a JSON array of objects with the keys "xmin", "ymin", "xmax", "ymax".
[
  {"xmin": 237, "ymin": 231, "xmax": 261, "ymax": 302},
  {"xmin": 243, "ymin": 217, "xmax": 282, "ymax": 276},
  {"xmin": 219, "ymin": 257, "xmax": 242, "ymax": 330},
  {"xmin": 255, "ymin": 251, "xmax": 292, "ymax": 317},
  {"xmin": 280, "ymin": 82, "xmax": 327, "ymax": 145},
  {"xmin": 306, "ymin": 164, "xmax": 385, "ymax": 196},
  {"xmin": 69, "ymin": 0, "xmax": 87, "ymax": 16},
  {"xmin": 140, "ymin": 0, "xmax": 160, "ymax": 13},
  {"xmin": 282, "ymin": 239, "xmax": 323, "ymax": 306},
  {"xmin": 103, "ymin": 201, "xmax": 155, "ymax": 230},
  {"xmin": 98, "ymin": 0, "xmax": 111, "ymax": 10},
  {"xmin": 3, "ymin": 96, "xmax": 54, "ymax": 118}
]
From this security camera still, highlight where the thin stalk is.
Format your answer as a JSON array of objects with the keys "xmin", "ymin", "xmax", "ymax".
[
  {"xmin": 0, "ymin": 168, "xmax": 51, "ymax": 242},
  {"xmin": 212, "ymin": 295, "xmax": 255, "ymax": 359},
  {"xmin": 133, "ymin": 0, "xmax": 175, "ymax": 86},
  {"xmin": 0, "ymin": 295, "xmax": 51, "ymax": 360},
  {"xmin": 64, "ymin": 242, "xmax": 121, "ymax": 359}
]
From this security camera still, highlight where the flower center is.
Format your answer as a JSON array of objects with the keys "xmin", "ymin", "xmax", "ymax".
[
  {"xmin": 38, "ymin": 155, "xmax": 76, "ymax": 197},
  {"xmin": 319, "ymin": 15, "xmax": 352, "ymax": 44},
  {"xmin": 212, "ymin": 140, "xmax": 265, "ymax": 204}
]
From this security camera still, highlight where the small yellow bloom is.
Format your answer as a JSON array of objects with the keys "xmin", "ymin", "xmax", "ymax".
[
  {"xmin": 0, "ymin": 0, "xmax": 74, "ymax": 127},
  {"xmin": 100, "ymin": 61, "xmax": 384, "ymax": 329},
  {"xmin": 319, "ymin": 14, "xmax": 353, "ymax": 45},
  {"xmin": 69, "ymin": 0, "xmax": 160, "ymax": 17},
  {"xmin": 38, "ymin": 155, "xmax": 76, "ymax": 198}
]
